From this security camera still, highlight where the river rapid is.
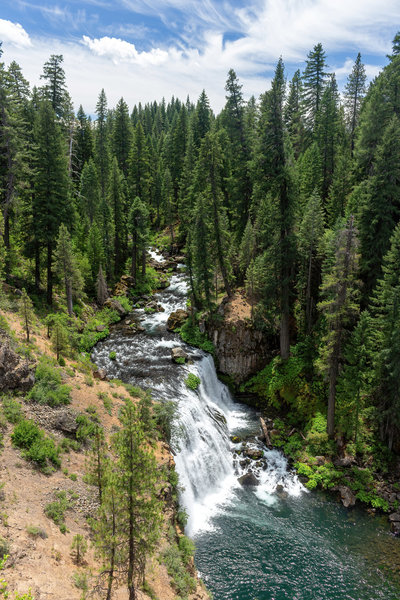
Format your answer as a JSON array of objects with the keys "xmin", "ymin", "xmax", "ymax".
[{"xmin": 91, "ymin": 250, "xmax": 400, "ymax": 600}]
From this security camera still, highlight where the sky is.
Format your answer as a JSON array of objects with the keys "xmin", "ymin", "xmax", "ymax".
[{"xmin": 0, "ymin": 0, "xmax": 399, "ymax": 115}]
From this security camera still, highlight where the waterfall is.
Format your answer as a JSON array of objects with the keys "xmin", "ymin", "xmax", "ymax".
[{"xmin": 91, "ymin": 250, "xmax": 303, "ymax": 537}]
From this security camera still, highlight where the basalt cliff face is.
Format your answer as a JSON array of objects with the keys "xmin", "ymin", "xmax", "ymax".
[{"xmin": 205, "ymin": 292, "xmax": 274, "ymax": 385}]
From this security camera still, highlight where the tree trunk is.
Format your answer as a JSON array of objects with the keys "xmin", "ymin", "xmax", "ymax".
[
  {"xmin": 35, "ymin": 242, "xmax": 41, "ymax": 290},
  {"xmin": 280, "ymin": 308, "xmax": 290, "ymax": 360},
  {"xmin": 141, "ymin": 248, "xmax": 146, "ymax": 276},
  {"xmin": 47, "ymin": 242, "xmax": 53, "ymax": 305},
  {"xmin": 66, "ymin": 278, "xmax": 73, "ymax": 317},
  {"xmin": 131, "ymin": 231, "xmax": 137, "ymax": 285},
  {"xmin": 106, "ymin": 488, "xmax": 116, "ymax": 600}
]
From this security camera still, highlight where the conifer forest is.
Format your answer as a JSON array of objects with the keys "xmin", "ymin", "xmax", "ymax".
[{"xmin": 0, "ymin": 27, "xmax": 400, "ymax": 600}]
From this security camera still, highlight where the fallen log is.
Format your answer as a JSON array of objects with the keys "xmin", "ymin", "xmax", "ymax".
[{"xmin": 260, "ymin": 417, "xmax": 273, "ymax": 449}]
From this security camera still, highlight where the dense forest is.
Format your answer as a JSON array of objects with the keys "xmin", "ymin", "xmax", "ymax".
[{"xmin": 1, "ymin": 30, "xmax": 400, "ymax": 510}]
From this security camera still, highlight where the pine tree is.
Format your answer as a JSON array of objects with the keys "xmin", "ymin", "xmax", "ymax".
[
  {"xmin": 297, "ymin": 191, "xmax": 325, "ymax": 333},
  {"xmin": 337, "ymin": 311, "xmax": 373, "ymax": 443},
  {"xmin": 19, "ymin": 289, "xmax": 34, "ymax": 342},
  {"xmin": 112, "ymin": 400, "xmax": 162, "ymax": 600},
  {"xmin": 54, "ymin": 224, "xmax": 83, "ymax": 316},
  {"xmin": 302, "ymin": 43, "xmax": 328, "ymax": 130},
  {"xmin": 195, "ymin": 132, "xmax": 233, "ymax": 297},
  {"xmin": 73, "ymin": 104, "xmax": 93, "ymax": 185},
  {"xmin": 223, "ymin": 69, "xmax": 252, "ymax": 234},
  {"xmin": 344, "ymin": 53, "xmax": 366, "ymax": 153},
  {"xmin": 256, "ymin": 58, "xmax": 296, "ymax": 359},
  {"xmin": 192, "ymin": 90, "xmax": 212, "ymax": 150},
  {"xmin": 192, "ymin": 193, "xmax": 214, "ymax": 310},
  {"xmin": 108, "ymin": 157, "xmax": 126, "ymax": 276},
  {"xmin": 79, "ymin": 158, "xmax": 100, "ymax": 225},
  {"xmin": 87, "ymin": 222, "xmax": 105, "ymax": 291},
  {"xmin": 39, "ymin": 54, "xmax": 71, "ymax": 122},
  {"xmin": 315, "ymin": 75, "xmax": 340, "ymax": 199},
  {"xmin": 318, "ymin": 216, "xmax": 360, "ymax": 437},
  {"xmin": 96, "ymin": 265, "xmax": 108, "ymax": 306},
  {"xmin": 284, "ymin": 69, "xmax": 305, "ymax": 158},
  {"xmin": 128, "ymin": 197, "xmax": 149, "ymax": 284},
  {"xmin": 359, "ymin": 115, "xmax": 400, "ymax": 301},
  {"xmin": 128, "ymin": 121, "xmax": 151, "ymax": 204},
  {"xmin": 49, "ymin": 314, "xmax": 69, "ymax": 360},
  {"xmin": 112, "ymin": 97, "xmax": 132, "ymax": 177},
  {"xmin": 95, "ymin": 89, "xmax": 110, "ymax": 199},
  {"xmin": 371, "ymin": 223, "xmax": 400, "ymax": 449},
  {"xmin": 32, "ymin": 101, "xmax": 71, "ymax": 304}
]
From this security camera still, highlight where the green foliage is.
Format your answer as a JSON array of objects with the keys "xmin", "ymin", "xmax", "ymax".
[
  {"xmin": 2, "ymin": 397, "xmax": 23, "ymax": 424},
  {"xmin": 28, "ymin": 358, "xmax": 71, "ymax": 407},
  {"xmin": 75, "ymin": 413, "xmax": 99, "ymax": 443},
  {"xmin": 12, "ymin": 419, "xmax": 60, "ymax": 472},
  {"xmin": 76, "ymin": 307, "xmax": 119, "ymax": 353},
  {"xmin": 109, "ymin": 351, "xmax": 116, "ymax": 360},
  {"xmin": 161, "ymin": 537, "xmax": 197, "ymax": 600},
  {"xmin": 178, "ymin": 318, "xmax": 214, "ymax": 354},
  {"xmin": 71, "ymin": 534, "xmax": 88, "ymax": 564},
  {"xmin": 44, "ymin": 491, "xmax": 70, "ymax": 530},
  {"xmin": 26, "ymin": 525, "xmax": 47, "ymax": 539},
  {"xmin": 184, "ymin": 373, "xmax": 201, "ymax": 391}
]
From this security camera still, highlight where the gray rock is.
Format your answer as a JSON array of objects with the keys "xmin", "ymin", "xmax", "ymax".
[
  {"xmin": 238, "ymin": 472, "xmax": 259, "ymax": 487},
  {"xmin": 167, "ymin": 309, "xmax": 189, "ymax": 331},
  {"xmin": 0, "ymin": 344, "xmax": 35, "ymax": 392},
  {"xmin": 54, "ymin": 410, "xmax": 79, "ymax": 434},
  {"xmin": 104, "ymin": 298, "xmax": 127, "ymax": 317},
  {"xmin": 171, "ymin": 347, "xmax": 188, "ymax": 363},
  {"xmin": 337, "ymin": 485, "xmax": 356, "ymax": 508},
  {"xmin": 244, "ymin": 448, "xmax": 264, "ymax": 460},
  {"xmin": 333, "ymin": 456, "xmax": 355, "ymax": 468},
  {"xmin": 93, "ymin": 369, "xmax": 107, "ymax": 380}
]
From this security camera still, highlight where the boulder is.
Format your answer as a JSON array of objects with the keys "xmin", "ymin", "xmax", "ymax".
[
  {"xmin": 315, "ymin": 456, "xmax": 326, "ymax": 466},
  {"xmin": 230, "ymin": 435, "xmax": 241, "ymax": 444},
  {"xmin": 337, "ymin": 485, "xmax": 356, "ymax": 508},
  {"xmin": 389, "ymin": 512, "xmax": 400, "ymax": 536},
  {"xmin": 171, "ymin": 347, "xmax": 188, "ymax": 363},
  {"xmin": 238, "ymin": 472, "xmax": 259, "ymax": 487},
  {"xmin": 333, "ymin": 456, "xmax": 355, "ymax": 468},
  {"xmin": 0, "ymin": 344, "xmax": 35, "ymax": 392},
  {"xmin": 104, "ymin": 298, "xmax": 128, "ymax": 317},
  {"xmin": 244, "ymin": 448, "xmax": 264, "ymax": 460},
  {"xmin": 93, "ymin": 369, "xmax": 107, "ymax": 380},
  {"xmin": 167, "ymin": 309, "xmax": 189, "ymax": 331},
  {"xmin": 54, "ymin": 410, "xmax": 79, "ymax": 435}
]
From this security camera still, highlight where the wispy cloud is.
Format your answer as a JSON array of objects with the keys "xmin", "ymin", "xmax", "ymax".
[
  {"xmin": 0, "ymin": 18, "xmax": 32, "ymax": 47},
  {"xmin": 1, "ymin": 1, "xmax": 399, "ymax": 114}
]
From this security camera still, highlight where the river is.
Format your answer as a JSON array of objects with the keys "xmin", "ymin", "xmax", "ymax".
[{"xmin": 91, "ymin": 251, "xmax": 400, "ymax": 600}]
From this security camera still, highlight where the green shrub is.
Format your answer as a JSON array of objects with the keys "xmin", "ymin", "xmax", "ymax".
[
  {"xmin": 44, "ymin": 491, "xmax": 69, "ymax": 529},
  {"xmin": 178, "ymin": 535, "xmax": 195, "ymax": 566},
  {"xmin": 75, "ymin": 414, "xmax": 98, "ymax": 443},
  {"xmin": 109, "ymin": 351, "xmax": 116, "ymax": 360},
  {"xmin": 26, "ymin": 525, "xmax": 47, "ymax": 539},
  {"xmin": 185, "ymin": 373, "xmax": 200, "ymax": 391},
  {"xmin": 28, "ymin": 358, "xmax": 71, "ymax": 407},
  {"xmin": 12, "ymin": 419, "xmax": 60, "ymax": 472},
  {"xmin": 175, "ymin": 356, "xmax": 185, "ymax": 365},
  {"xmin": 11, "ymin": 419, "xmax": 41, "ymax": 449},
  {"xmin": 179, "ymin": 318, "xmax": 214, "ymax": 354},
  {"xmin": 2, "ymin": 397, "xmax": 23, "ymax": 424},
  {"xmin": 162, "ymin": 542, "xmax": 196, "ymax": 599}
]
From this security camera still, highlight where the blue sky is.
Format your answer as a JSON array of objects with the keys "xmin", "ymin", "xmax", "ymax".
[{"xmin": 0, "ymin": 0, "xmax": 399, "ymax": 114}]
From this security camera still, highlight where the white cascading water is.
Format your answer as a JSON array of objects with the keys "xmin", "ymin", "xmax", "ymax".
[{"xmin": 91, "ymin": 249, "xmax": 304, "ymax": 538}]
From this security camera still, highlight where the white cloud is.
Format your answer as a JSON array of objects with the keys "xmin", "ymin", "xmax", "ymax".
[
  {"xmin": 82, "ymin": 35, "xmax": 169, "ymax": 65},
  {"xmin": 1, "ymin": 1, "xmax": 399, "ymax": 113},
  {"xmin": 0, "ymin": 19, "xmax": 32, "ymax": 48}
]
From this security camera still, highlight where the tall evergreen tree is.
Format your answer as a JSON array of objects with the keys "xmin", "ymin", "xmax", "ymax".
[
  {"xmin": 112, "ymin": 97, "xmax": 132, "ymax": 177},
  {"xmin": 318, "ymin": 216, "xmax": 360, "ymax": 437},
  {"xmin": 344, "ymin": 53, "xmax": 366, "ymax": 153},
  {"xmin": 54, "ymin": 223, "xmax": 84, "ymax": 316},
  {"xmin": 128, "ymin": 197, "xmax": 149, "ymax": 284},
  {"xmin": 32, "ymin": 100, "xmax": 71, "ymax": 304},
  {"xmin": 302, "ymin": 43, "xmax": 328, "ymax": 130}
]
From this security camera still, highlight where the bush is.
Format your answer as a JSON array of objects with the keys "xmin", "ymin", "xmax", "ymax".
[
  {"xmin": 2, "ymin": 397, "xmax": 23, "ymax": 424},
  {"xmin": 75, "ymin": 414, "xmax": 99, "ymax": 443},
  {"xmin": 178, "ymin": 318, "xmax": 214, "ymax": 354},
  {"xmin": 26, "ymin": 525, "xmax": 47, "ymax": 539},
  {"xmin": 184, "ymin": 374, "xmax": 201, "ymax": 391},
  {"xmin": 109, "ymin": 351, "xmax": 116, "ymax": 360},
  {"xmin": 162, "ymin": 541, "xmax": 196, "ymax": 599},
  {"xmin": 45, "ymin": 491, "xmax": 69, "ymax": 530},
  {"xmin": 28, "ymin": 358, "xmax": 71, "ymax": 407},
  {"xmin": 12, "ymin": 419, "xmax": 60, "ymax": 472}
]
